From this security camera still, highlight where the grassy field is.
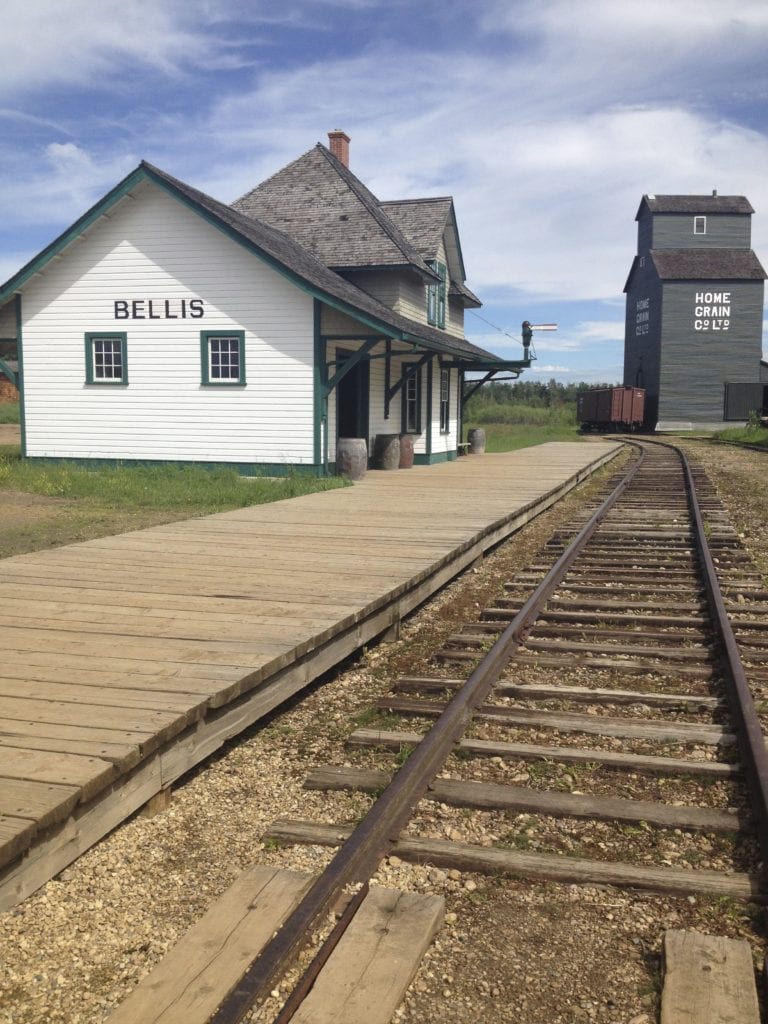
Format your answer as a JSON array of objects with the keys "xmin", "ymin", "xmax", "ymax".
[
  {"xmin": 464, "ymin": 420, "xmax": 582, "ymax": 451},
  {"xmin": 712, "ymin": 423, "xmax": 768, "ymax": 448},
  {"xmin": 0, "ymin": 446, "xmax": 348, "ymax": 558}
]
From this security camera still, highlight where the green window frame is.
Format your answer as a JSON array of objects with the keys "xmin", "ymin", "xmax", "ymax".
[
  {"xmin": 200, "ymin": 330, "xmax": 246, "ymax": 385},
  {"xmin": 85, "ymin": 332, "xmax": 128, "ymax": 385},
  {"xmin": 401, "ymin": 363, "xmax": 423, "ymax": 434},
  {"xmin": 426, "ymin": 261, "xmax": 447, "ymax": 329},
  {"xmin": 439, "ymin": 366, "xmax": 450, "ymax": 434}
]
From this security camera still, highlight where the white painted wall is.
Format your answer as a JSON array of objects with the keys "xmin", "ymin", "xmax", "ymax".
[{"xmin": 20, "ymin": 181, "xmax": 316, "ymax": 465}]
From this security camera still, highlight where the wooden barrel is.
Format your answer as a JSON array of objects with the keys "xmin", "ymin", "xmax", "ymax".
[
  {"xmin": 399, "ymin": 433, "xmax": 415, "ymax": 469},
  {"xmin": 467, "ymin": 428, "xmax": 486, "ymax": 454},
  {"xmin": 336, "ymin": 437, "xmax": 367, "ymax": 480},
  {"xmin": 372, "ymin": 433, "xmax": 401, "ymax": 470}
]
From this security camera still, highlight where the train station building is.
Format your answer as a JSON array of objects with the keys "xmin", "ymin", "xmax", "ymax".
[
  {"xmin": 623, "ymin": 193, "xmax": 767, "ymax": 430},
  {"xmin": 0, "ymin": 132, "xmax": 528, "ymax": 475}
]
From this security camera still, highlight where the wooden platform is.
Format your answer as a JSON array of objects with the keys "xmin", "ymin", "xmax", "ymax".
[{"xmin": 0, "ymin": 441, "xmax": 619, "ymax": 908}]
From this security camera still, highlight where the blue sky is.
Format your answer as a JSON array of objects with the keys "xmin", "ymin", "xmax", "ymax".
[{"xmin": 3, "ymin": 0, "xmax": 768, "ymax": 383}]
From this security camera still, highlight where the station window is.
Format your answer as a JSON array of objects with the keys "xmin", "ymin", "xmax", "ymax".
[
  {"xmin": 439, "ymin": 367, "xmax": 450, "ymax": 433},
  {"xmin": 402, "ymin": 363, "xmax": 422, "ymax": 433},
  {"xmin": 694, "ymin": 216, "xmax": 707, "ymax": 235},
  {"xmin": 85, "ymin": 332, "xmax": 128, "ymax": 384},
  {"xmin": 427, "ymin": 262, "xmax": 447, "ymax": 329},
  {"xmin": 200, "ymin": 331, "xmax": 246, "ymax": 385}
]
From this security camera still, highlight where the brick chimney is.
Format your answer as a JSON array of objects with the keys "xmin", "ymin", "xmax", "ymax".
[{"xmin": 328, "ymin": 130, "xmax": 350, "ymax": 167}]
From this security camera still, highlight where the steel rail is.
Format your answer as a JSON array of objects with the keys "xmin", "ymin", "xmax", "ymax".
[
  {"xmin": 208, "ymin": 443, "xmax": 643, "ymax": 1024},
  {"xmin": 677, "ymin": 444, "xmax": 768, "ymax": 865}
]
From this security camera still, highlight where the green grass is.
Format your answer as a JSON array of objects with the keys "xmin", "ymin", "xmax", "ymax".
[
  {"xmin": 0, "ymin": 402, "xmax": 19, "ymax": 424},
  {"xmin": 0, "ymin": 450, "xmax": 347, "ymax": 513},
  {"xmin": 712, "ymin": 424, "xmax": 768, "ymax": 448},
  {"xmin": 464, "ymin": 420, "xmax": 583, "ymax": 452}
]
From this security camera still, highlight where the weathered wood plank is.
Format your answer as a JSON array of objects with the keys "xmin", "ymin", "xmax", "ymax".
[
  {"xmin": 0, "ymin": 778, "xmax": 81, "ymax": 831},
  {"xmin": 106, "ymin": 866, "xmax": 314, "ymax": 1024},
  {"xmin": 265, "ymin": 821, "xmax": 764, "ymax": 901},
  {"xmin": 661, "ymin": 929, "xmax": 760, "ymax": 1023},
  {"xmin": 510, "ymin": 654, "xmax": 715, "ymax": 679},
  {"xmin": 292, "ymin": 887, "xmax": 444, "ymax": 1024},
  {"xmin": 0, "ymin": 747, "xmax": 116, "ymax": 801},
  {"xmin": 0, "ymin": 677, "xmax": 209, "ymax": 717},
  {"xmin": 521, "ymin": 638, "xmax": 714, "ymax": 662},
  {"xmin": 347, "ymin": 728, "xmax": 738, "ymax": 778},
  {"xmin": 305, "ymin": 766, "xmax": 744, "ymax": 833},
  {"xmin": 375, "ymin": 696, "xmax": 733, "ymax": 745},
  {"xmin": 394, "ymin": 676, "xmax": 719, "ymax": 709}
]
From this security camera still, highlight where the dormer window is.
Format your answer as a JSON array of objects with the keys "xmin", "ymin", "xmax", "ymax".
[
  {"xmin": 694, "ymin": 216, "xmax": 706, "ymax": 235},
  {"xmin": 427, "ymin": 261, "xmax": 447, "ymax": 328}
]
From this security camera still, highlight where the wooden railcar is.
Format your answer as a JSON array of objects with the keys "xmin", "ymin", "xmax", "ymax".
[{"xmin": 577, "ymin": 386, "xmax": 645, "ymax": 432}]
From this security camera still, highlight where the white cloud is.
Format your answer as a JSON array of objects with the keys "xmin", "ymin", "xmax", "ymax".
[{"xmin": 531, "ymin": 364, "xmax": 571, "ymax": 374}]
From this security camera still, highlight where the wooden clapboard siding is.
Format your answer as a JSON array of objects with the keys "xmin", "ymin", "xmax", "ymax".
[
  {"xmin": 0, "ymin": 441, "xmax": 620, "ymax": 908},
  {"xmin": 650, "ymin": 213, "xmax": 752, "ymax": 250},
  {"xmin": 658, "ymin": 280, "xmax": 765, "ymax": 425},
  {"xmin": 21, "ymin": 181, "xmax": 316, "ymax": 465}
]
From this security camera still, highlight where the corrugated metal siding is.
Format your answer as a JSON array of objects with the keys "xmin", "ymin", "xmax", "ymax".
[
  {"xmin": 21, "ymin": 184, "xmax": 316, "ymax": 463},
  {"xmin": 657, "ymin": 280, "xmax": 764, "ymax": 423},
  {"xmin": 723, "ymin": 382, "xmax": 767, "ymax": 420},
  {"xmin": 651, "ymin": 214, "xmax": 751, "ymax": 250}
]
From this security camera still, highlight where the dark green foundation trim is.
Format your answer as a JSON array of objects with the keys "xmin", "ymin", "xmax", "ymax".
[
  {"xmin": 414, "ymin": 450, "xmax": 457, "ymax": 465},
  {"xmin": 20, "ymin": 455, "xmax": 329, "ymax": 478}
]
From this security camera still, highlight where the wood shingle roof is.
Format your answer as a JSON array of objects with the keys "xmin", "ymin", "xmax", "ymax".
[
  {"xmin": 650, "ymin": 248, "xmax": 767, "ymax": 280},
  {"xmin": 232, "ymin": 144, "xmax": 436, "ymax": 277}
]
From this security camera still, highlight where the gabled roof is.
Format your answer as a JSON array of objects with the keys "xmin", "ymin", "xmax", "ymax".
[
  {"xmin": 381, "ymin": 196, "xmax": 479, "ymax": 305},
  {"xmin": 380, "ymin": 197, "xmax": 455, "ymax": 259},
  {"xmin": 636, "ymin": 194, "xmax": 754, "ymax": 218},
  {"xmin": 232, "ymin": 144, "xmax": 436, "ymax": 278},
  {"xmin": 0, "ymin": 161, "xmax": 500, "ymax": 365},
  {"xmin": 623, "ymin": 248, "xmax": 767, "ymax": 292}
]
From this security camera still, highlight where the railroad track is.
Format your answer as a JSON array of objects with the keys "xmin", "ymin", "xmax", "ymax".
[{"xmin": 213, "ymin": 439, "xmax": 768, "ymax": 1022}]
